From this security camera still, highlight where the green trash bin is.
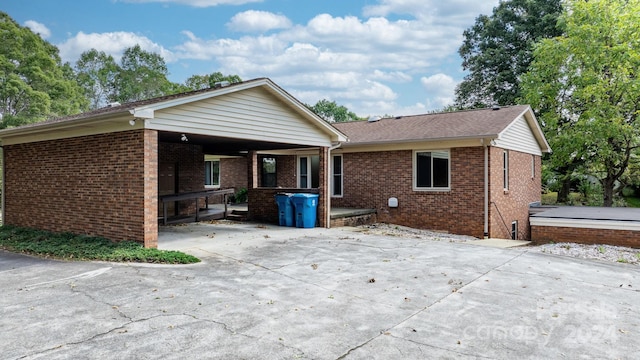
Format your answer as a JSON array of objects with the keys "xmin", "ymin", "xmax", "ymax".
[{"xmin": 291, "ymin": 193, "xmax": 319, "ymax": 228}]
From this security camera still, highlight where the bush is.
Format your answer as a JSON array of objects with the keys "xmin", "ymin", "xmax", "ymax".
[
  {"xmin": 234, "ymin": 187, "xmax": 248, "ymax": 203},
  {"xmin": 0, "ymin": 225, "xmax": 200, "ymax": 264}
]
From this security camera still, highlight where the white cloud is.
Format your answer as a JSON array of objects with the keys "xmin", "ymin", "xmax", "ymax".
[
  {"xmin": 420, "ymin": 73, "xmax": 457, "ymax": 109},
  {"xmin": 56, "ymin": 0, "xmax": 500, "ymax": 115},
  {"xmin": 120, "ymin": 0, "xmax": 262, "ymax": 7},
  {"xmin": 227, "ymin": 10, "xmax": 292, "ymax": 33},
  {"xmin": 57, "ymin": 31, "xmax": 175, "ymax": 63},
  {"xmin": 364, "ymin": 0, "xmax": 497, "ymax": 25},
  {"xmin": 24, "ymin": 20, "xmax": 51, "ymax": 39}
]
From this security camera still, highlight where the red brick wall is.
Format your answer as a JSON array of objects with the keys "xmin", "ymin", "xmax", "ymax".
[
  {"xmin": 253, "ymin": 155, "xmax": 297, "ymax": 188},
  {"xmin": 532, "ymin": 225, "xmax": 640, "ymax": 248},
  {"xmin": 220, "ymin": 157, "xmax": 247, "ymax": 191},
  {"xmin": 143, "ymin": 130, "xmax": 159, "ymax": 247},
  {"xmin": 332, "ymin": 148, "xmax": 486, "ymax": 238},
  {"xmin": 489, "ymin": 148, "xmax": 541, "ymax": 240},
  {"xmin": 4, "ymin": 130, "xmax": 157, "ymax": 245},
  {"xmin": 277, "ymin": 155, "xmax": 297, "ymax": 188}
]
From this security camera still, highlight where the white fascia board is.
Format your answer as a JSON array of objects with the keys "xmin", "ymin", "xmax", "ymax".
[
  {"xmin": 530, "ymin": 217, "xmax": 640, "ymax": 231},
  {"xmin": 521, "ymin": 107, "xmax": 551, "ymax": 153},
  {"xmin": 135, "ymin": 78, "xmax": 347, "ymax": 143},
  {"xmin": 130, "ymin": 108, "xmax": 154, "ymax": 119}
]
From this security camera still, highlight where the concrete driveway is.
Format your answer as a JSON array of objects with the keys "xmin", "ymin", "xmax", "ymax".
[{"xmin": 1, "ymin": 222, "xmax": 639, "ymax": 359}]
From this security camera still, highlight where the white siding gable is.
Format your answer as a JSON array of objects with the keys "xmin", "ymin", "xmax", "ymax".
[
  {"xmin": 494, "ymin": 114, "xmax": 543, "ymax": 155},
  {"xmin": 148, "ymin": 87, "xmax": 334, "ymax": 147}
]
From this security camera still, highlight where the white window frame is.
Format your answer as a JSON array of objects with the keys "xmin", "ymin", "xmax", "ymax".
[
  {"xmin": 503, "ymin": 150, "xmax": 509, "ymax": 190},
  {"xmin": 413, "ymin": 149, "xmax": 451, "ymax": 191},
  {"xmin": 298, "ymin": 156, "xmax": 311, "ymax": 189},
  {"xmin": 531, "ymin": 154, "xmax": 535, "ymax": 179},
  {"xmin": 298, "ymin": 155, "xmax": 320, "ymax": 189},
  {"xmin": 331, "ymin": 155, "xmax": 343, "ymax": 198},
  {"xmin": 204, "ymin": 159, "xmax": 220, "ymax": 188}
]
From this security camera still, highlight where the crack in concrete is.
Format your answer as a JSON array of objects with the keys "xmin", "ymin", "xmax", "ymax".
[
  {"xmin": 335, "ymin": 331, "xmax": 384, "ymax": 359},
  {"xmin": 333, "ymin": 251, "xmax": 527, "ymax": 360},
  {"xmin": 386, "ymin": 333, "xmax": 495, "ymax": 359},
  {"xmin": 22, "ymin": 312, "xmax": 250, "ymax": 359}
]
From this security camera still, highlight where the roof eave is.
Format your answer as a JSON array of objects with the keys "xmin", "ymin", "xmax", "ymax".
[
  {"xmin": 0, "ymin": 110, "xmax": 132, "ymax": 140},
  {"xmin": 341, "ymin": 134, "xmax": 499, "ymax": 148}
]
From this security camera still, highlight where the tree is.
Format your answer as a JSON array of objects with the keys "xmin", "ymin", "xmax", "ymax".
[
  {"xmin": 455, "ymin": 0, "xmax": 563, "ymax": 109},
  {"xmin": 308, "ymin": 99, "xmax": 359, "ymax": 123},
  {"xmin": 521, "ymin": 0, "xmax": 640, "ymax": 207},
  {"xmin": 184, "ymin": 72, "xmax": 242, "ymax": 91},
  {"xmin": 113, "ymin": 45, "xmax": 173, "ymax": 103},
  {"xmin": 75, "ymin": 49, "xmax": 119, "ymax": 109},
  {"xmin": 0, "ymin": 12, "xmax": 87, "ymax": 128}
]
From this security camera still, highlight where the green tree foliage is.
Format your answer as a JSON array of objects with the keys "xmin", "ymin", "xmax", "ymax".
[
  {"xmin": 75, "ymin": 49, "xmax": 119, "ymax": 109},
  {"xmin": 0, "ymin": 12, "xmax": 87, "ymax": 128},
  {"xmin": 455, "ymin": 0, "xmax": 563, "ymax": 109},
  {"xmin": 113, "ymin": 44, "xmax": 174, "ymax": 103},
  {"xmin": 308, "ymin": 99, "xmax": 359, "ymax": 123},
  {"xmin": 521, "ymin": 0, "xmax": 640, "ymax": 207},
  {"xmin": 184, "ymin": 72, "xmax": 242, "ymax": 91}
]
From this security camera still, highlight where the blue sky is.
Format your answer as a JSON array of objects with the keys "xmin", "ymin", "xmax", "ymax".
[{"xmin": 2, "ymin": 0, "xmax": 500, "ymax": 116}]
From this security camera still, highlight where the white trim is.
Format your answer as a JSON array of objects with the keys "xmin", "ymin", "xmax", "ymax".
[
  {"xmin": 297, "ymin": 155, "xmax": 312, "ymax": 189},
  {"xmin": 412, "ymin": 149, "xmax": 451, "ymax": 191},
  {"xmin": 530, "ymin": 217, "xmax": 640, "ymax": 231},
  {"xmin": 503, "ymin": 150, "xmax": 509, "ymax": 191},
  {"xmin": 204, "ymin": 159, "xmax": 221, "ymax": 189}
]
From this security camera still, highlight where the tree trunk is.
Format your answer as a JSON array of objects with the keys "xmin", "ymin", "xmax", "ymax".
[
  {"xmin": 602, "ymin": 177, "xmax": 615, "ymax": 207},
  {"xmin": 557, "ymin": 177, "xmax": 572, "ymax": 204}
]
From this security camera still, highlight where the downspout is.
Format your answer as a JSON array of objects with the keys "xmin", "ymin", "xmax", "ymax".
[
  {"xmin": 326, "ymin": 142, "xmax": 342, "ymax": 228},
  {"xmin": 483, "ymin": 139, "xmax": 489, "ymax": 238}
]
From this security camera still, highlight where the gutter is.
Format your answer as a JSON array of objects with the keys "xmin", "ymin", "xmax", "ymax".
[{"xmin": 325, "ymin": 142, "xmax": 343, "ymax": 229}]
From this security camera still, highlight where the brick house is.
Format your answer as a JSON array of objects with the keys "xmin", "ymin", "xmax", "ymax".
[
  {"xmin": 0, "ymin": 77, "xmax": 550, "ymax": 247},
  {"xmin": 0, "ymin": 78, "xmax": 346, "ymax": 248},
  {"xmin": 329, "ymin": 106, "xmax": 551, "ymax": 240}
]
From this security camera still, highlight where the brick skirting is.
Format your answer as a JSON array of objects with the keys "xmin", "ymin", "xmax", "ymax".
[{"xmin": 531, "ymin": 225, "xmax": 640, "ymax": 248}]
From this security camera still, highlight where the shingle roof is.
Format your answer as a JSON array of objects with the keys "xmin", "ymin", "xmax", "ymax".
[{"xmin": 333, "ymin": 105, "xmax": 530, "ymax": 145}]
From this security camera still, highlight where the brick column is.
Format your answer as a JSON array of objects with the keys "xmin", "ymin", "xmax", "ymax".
[
  {"xmin": 248, "ymin": 151, "xmax": 258, "ymax": 189},
  {"xmin": 318, "ymin": 146, "xmax": 329, "ymax": 228},
  {"xmin": 143, "ymin": 129, "xmax": 159, "ymax": 248}
]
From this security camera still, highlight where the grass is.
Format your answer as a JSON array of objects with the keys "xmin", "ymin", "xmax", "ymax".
[
  {"xmin": 0, "ymin": 225, "xmax": 200, "ymax": 264},
  {"xmin": 542, "ymin": 192, "xmax": 640, "ymax": 208},
  {"xmin": 625, "ymin": 196, "xmax": 640, "ymax": 208}
]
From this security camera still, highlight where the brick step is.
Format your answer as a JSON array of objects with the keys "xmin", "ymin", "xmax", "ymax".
[{"xmin": 227, "ymin": 210, "xmax": 248, "ymax": 221}]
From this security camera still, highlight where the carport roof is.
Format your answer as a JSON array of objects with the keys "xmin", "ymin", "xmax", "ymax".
[{"xmin": 0, "ymin": 78, "xmax": 347, "ymax": 148}]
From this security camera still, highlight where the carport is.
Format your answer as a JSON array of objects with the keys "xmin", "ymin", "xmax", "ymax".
[{"xmin": 0, "ymin": 78, "xmax": 346, "ymax": 248}]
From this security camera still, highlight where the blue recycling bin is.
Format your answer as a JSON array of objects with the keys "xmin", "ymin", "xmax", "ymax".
[
  {"xmin": 275, "ymin": 193, "xmax": 295, "ymax": 227},
  {"xmin": 291, "ymin": 193, "xmax": 319, "ymax": 228}
]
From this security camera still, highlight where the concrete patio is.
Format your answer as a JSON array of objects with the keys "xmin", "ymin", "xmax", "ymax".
[{"xmin": 1, "ymin": 222, "xmax": 638, "ymax": 359}]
